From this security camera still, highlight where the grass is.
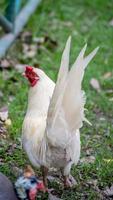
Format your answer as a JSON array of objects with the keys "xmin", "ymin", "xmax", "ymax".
[{"xmin": 0, "ymin": 0, "xmax": 113, "ymax": 199}]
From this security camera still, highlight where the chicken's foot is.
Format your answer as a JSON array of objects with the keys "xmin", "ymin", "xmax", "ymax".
[
  {"xmin": 63, "ymin": 174, "xmax": 77, "ymax": 188},
  {"xmin": 61, "ymin": 166, "xmax": 77, "ymax": 188}
]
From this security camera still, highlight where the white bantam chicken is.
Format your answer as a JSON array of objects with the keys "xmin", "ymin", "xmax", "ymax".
[{"xmin": 22, "ymin": 36, "xmax": 98, "ymax": 189}]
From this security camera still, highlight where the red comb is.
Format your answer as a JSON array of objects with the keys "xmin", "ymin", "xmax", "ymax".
[{"xmin": 25, "ymin": 66, "xmax": 33, "ymax": 72}]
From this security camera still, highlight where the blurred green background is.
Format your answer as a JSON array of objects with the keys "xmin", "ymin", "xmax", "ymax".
[{"xmin": 0, "ymin": 0, "xmax": 113, "ymax": 199}]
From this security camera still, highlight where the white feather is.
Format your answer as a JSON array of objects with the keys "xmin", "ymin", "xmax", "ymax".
[
  {"xmin": 46, "ymin": 40, "xmax": 99, "ymax": 148},
  {"xmin": 47, "ymin": 36, "xmax": 71, "ymax": 130}
]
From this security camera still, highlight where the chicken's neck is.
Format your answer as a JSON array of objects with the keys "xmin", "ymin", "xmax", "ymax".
[{"xmin": 26, "ymin": 84, "xmax": 50, "ymax": 117}]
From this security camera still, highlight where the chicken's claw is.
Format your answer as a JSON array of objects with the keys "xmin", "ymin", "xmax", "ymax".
[{"xmin": 64, "ymin": 175, "xmax": 77, "ymax": 188}]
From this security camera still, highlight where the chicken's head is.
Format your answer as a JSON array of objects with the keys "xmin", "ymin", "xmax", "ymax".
[{"xmin": 24, "ymin": 66, "xmax": 40, "ymax": 87}]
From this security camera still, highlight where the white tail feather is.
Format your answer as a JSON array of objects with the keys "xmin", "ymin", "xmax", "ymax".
[
  {"xmin": 47, "ymin": 36, "xmax": 71, "ymax": 129},
  {"xmin": 46, "ymin": 37, "xmax": 98, "ymax": 147},
  {"xmin": 75, "ymin": 43, "xmax": 87, "ymax": 66},
  {"xmin": 83, "ymin": 47, "xmax": 99, "ymax": 69},
  {"xmin": 57, "ymin": 36, "xmax": 71, "ymax": 83}
]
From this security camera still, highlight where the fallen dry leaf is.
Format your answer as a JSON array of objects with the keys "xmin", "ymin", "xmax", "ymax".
[
  {"xmin": 80, "ymin": 155, "xmax": 95, "ymax": 164},
  {"xmin": 0, "ymin": 91, "xmax": 3, "ymax": 98},
  {"xmin": 90, "ymin": 78, "xmax": 101, "ymax": 92},
  {"xmin": 62, "ymin": 21, "xmax": 73, "ymax": 27},
  {"xmin": 6, "ymin": 143, "xmax": 18, "ymax": 156},
  {"xmin": 103, "ymin": 159, "xmax": 113, "ymax": 163},
  {"xmin": 10, "ymin": 164, "xmax": 23, "ymax": 177},
  {"xmin": 44, "ymin": 35, "xmax": 58, "ymax": 50},
  {"xmin": 0, "ymin": 59, "xmax": 10, "ymax": 68},
  {"xmin": 0, "ymin": 126, "xmax": 7, "ymax": 135},
  {"xmin": 14, "ymin": 64, "xmax": 26, "ymax": 73},
  {"xmin": 0, "ymin": 121, "xmax": 7, "ymax": 136},
  {"xmin": 105, "ymin": 89, "xmax": 113, "ymax": 95},
  {"xmin": 0, "ymin": 107, "xmax": 8, "ymax": 121},
  {"xmin": 5, "ymin": 119, "xmax": 12, "ymax": 126},
  {"xmin": 86, "ymin": 148, "xmax": 94, "ymax": 156},
  {"xmin": 47, "ymin": 176, "xmax": 61, "ymax": 186},
  {"xmin": 21, "ymin": 31, "xmax": 32, "ymax": 44},
  {"xmin": 87, "ymin": 179, "xmax": 98, "ymax": 187},
  {"xmin": 48, "ymin": 193, "xmax": 62, "ymax": 200},
  {"xmin": 109, "ymin": 19, "xmax": 113, "ymax": 26},
  {"xmin": 0, "ymin": 158, "xmax": 4, "ymax": 166},
  {"xmin": 9, "ymin": 95, "xmax": 15, "ymax": 102},
  {"xmin": 109, "ymin": 97, "xmax": 113, "ymax": 102},
  {"xmin": 23, "ymin": 44, "xmax": 37, "ymax": 58},
  {"xmin": 33, "ymin": 37, "xmax": 45, "ymax": 44},
  {"xmin": 99, "ymin": 117, "xmax": 106, "ymax": 121},
  {"xmin": 2, "ymin": 70, "xmax": 10, "ymax": 80},
  {"xmin": 47, "ymin": 175, "xmax": 56, "ymax": 182},
  {"xmin": 104, "ymin": 185, "xmax": 113, "ymax": 197},
  {"xmin": 102, "ymin": 72, "xmax": 112, "ymax": 79}
]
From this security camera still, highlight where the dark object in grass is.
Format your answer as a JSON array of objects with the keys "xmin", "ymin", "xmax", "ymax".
[
  {"xmin": 15, "ymin": 165, "xmax": 45, "ymax": 200},
  {"xmin": 0, "ymin": 166, "xmax": 45, "ymax": 200},
  {"xmin": 44, "ymin": 35, "xmax": 58, "ymax": 50},
  {"xmin": 0, "ymin": 172, "xmax": 18, "ymax": 200}
]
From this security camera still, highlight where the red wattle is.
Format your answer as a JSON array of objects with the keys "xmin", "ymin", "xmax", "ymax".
[{"xmin": 30, "ymin": 79, "xmax": 38, "ymax": 87}]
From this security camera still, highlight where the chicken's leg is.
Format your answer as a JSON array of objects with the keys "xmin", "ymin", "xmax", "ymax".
[
  {"xmin": 63, "ymin": 174, "xmax": 77, "ymax": 188},
  {"xmin": 61, "ymin": 162, "xmax": 77, "ymax": 188},
  {"xmin": 41, "ymin": 166, "xmax": 48, "ymax": 190}
]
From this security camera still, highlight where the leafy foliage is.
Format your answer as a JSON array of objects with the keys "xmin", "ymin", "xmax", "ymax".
[{"xmin": 0, "ymin": 0, "xmax": 8, "ymax": 14}]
